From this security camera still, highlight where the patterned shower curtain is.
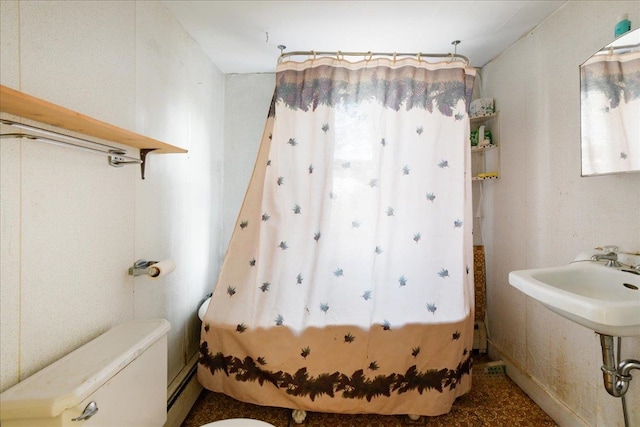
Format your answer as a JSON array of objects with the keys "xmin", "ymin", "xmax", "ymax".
[
  {"xmin": 199, "ymin": 56, "xmax": 476, "ymax": 416},
  {"xmin": 581, "ymin": 50, "xmax": 640, "ymax": 175}
]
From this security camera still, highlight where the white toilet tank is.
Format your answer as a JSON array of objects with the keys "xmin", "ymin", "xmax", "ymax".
[{"xmin": 0, "ymin": 319, "xmax": 170, "ymax": 427}]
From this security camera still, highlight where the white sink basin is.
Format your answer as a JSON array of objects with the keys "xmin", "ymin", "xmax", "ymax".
[{"xmin": 509, "ymin": 262, "xmax": 640, "ymax": 337}]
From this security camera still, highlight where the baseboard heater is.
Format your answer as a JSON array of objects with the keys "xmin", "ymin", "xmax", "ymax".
[
  {"xmin": 168, "ymin": 358, "xmax": 198, "ymax": 410},
  {"xmin": 165, "ymin": 352, "xmax": 202, "ymax": 427}
]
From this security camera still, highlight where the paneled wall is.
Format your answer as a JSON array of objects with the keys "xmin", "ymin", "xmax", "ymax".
[{"xmin": 0, "ymin": 0, "xmax": 224, "ymax": 391}]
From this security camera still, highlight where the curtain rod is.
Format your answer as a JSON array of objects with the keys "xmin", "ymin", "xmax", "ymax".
[{"xmin": 278, "ymin": 51, "xmax": 470, "ymax": 65}]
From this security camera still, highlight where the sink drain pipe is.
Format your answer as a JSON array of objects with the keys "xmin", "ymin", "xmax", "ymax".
[
  {"xmin": 600, "ymin": 335, "xmax": 640, "ymax": 397},
  {"xmin": 600, "ymin": 335, "xmax": 640, "ymax": 426}
]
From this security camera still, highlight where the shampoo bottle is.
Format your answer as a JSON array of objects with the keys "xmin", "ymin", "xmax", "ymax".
[{"xmin": 615, "ymin": 13, "xmax": 631, "ymax": 38}]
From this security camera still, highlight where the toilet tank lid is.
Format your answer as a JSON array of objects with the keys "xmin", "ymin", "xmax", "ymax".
[{"xmin": 0, "ymin": 319, "xmax": 170, "ymax": 421}]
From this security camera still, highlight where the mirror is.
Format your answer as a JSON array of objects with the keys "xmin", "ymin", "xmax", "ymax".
[{"xmin": 580, "ymin": 29, "xmax": 640, "ymax": 176}]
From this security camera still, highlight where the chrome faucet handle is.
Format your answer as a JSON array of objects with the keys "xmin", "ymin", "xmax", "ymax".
[{"xmin": 591, "ymin": 248, "xmax": 622, "ymax": 267}]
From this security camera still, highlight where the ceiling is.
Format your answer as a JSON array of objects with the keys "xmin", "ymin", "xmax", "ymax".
[{"xmin": 162, "ymin": 1, "xmax": 567, "ymax": 74}]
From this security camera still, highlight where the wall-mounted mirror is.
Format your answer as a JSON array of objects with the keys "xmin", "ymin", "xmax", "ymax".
[{"xmin": 580, "ymin": 29, "xmax": 640, "ymax": 176}]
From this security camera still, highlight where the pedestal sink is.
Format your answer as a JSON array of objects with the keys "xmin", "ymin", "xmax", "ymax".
[{"xmin": 509, "ymin": 260, "xmax": 640, "ymax": 337}]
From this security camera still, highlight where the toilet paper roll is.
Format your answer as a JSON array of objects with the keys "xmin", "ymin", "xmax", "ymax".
[{"xmin": 148, "ymin": 259, "xmax": 175, "ymax": 278}]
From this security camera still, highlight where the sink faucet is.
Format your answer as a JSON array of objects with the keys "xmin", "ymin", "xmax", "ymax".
[{"xmin": 591, "ymin": 246, "xmax": 623, "ymax": 268}]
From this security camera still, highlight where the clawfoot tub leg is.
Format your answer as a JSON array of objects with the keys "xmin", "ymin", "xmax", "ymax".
[
  {"xmin": 292, "ymin": 409, "xmax": 307, "ymax": 424},
  {"xmin": 408, "ymin": 414, "xmax": 421, "ymax": 421}
]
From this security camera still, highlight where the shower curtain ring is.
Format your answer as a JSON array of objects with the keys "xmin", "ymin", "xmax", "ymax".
[
  {"xmin": 366, "ymin": 51, "xmax": 373, "ymax": 62},
  {"xmin": 336, "ymin": 50, "xmax": 342, "ymax": 61},
  {"xmin": 417, "ymin": 52, "xmax": 422, "ymax": 63},
  {"xmin": 393, "ymin": 52, "xmax": 397, "ymax": 64},
  {"xmin": 312, "ymin": 50, "xmax": 316, "ymax": 61}
]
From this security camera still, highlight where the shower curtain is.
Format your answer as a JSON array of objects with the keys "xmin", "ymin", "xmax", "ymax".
[{"xmin": 199, "ymin": 56, "xmax": 476, "ymax": 416}]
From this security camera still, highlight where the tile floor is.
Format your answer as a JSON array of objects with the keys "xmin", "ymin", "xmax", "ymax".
[{"xmin": 182, "ymin": 354, "xmax": 557, "ymax": 427}]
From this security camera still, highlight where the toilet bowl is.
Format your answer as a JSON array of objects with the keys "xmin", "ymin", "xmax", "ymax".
[
  {"xmin": 198, "ymin": 296, "xmax": 212, "ymax": 321},
  {"xmin": 201, "ymin": 419, "xmax": 275, "ymax": 426}
]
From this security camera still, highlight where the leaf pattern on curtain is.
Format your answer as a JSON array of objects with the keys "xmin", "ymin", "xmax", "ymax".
[
  {"xmin": 581, "ymin": 55, "xmax": 640, "ymax": 109},
  {"xmin": 200, "ymin": 342, "xmax": 472, "ymax": 402},
  {"xmin": 273, "ymin": 64, "xmax": 473, "ymax": 115},
  {"xmin": 199, "ymin": 57, "xmax": 476, "ymax": 417}
]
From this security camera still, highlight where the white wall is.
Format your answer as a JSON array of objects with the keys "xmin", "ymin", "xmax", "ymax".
[
  {"xmin": 480, "ymin": 1, "xmax": 640, "ymax": 426},
  {"xmin": 0, "ymin": 0, "xmax": 224, "ymax": 392},
  {"xmin": 223, "ymin": 74, "xmax": 275, "ymax": 249}
]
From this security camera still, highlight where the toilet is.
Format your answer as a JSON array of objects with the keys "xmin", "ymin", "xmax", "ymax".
[
  {"xmin": 198, "ymin": 296, "xmax": 212, "ymax": 321},
  {"xmin": 0, "ymin": 319, "xmax": 171, "ymax": 426},
  {"xmin": 0, "ymin": 318, "xmax": 275, "ymax": 427}
]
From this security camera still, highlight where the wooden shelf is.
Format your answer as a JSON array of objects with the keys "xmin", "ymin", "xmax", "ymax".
[
  {"xmin": 470, "ymin": 112, "xmax": 498, "ymax": 123},
  {"xmin": 471, "ymin": 143, "xmax": 498, "ymax": 153},
  {"xmin": 0, "ymin": 85, "xmax": 186, "ymax": 154},
  {"xmin": 472, "ymin": 174, "xmax": 499, "ymax": 181},
  {"xmin": 470, "ymin": 111, "xmax": 500, "ymax": 181}
]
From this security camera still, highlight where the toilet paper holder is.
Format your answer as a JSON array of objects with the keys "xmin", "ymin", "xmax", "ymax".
[
  {"xmin": 129, "ymin": 259, "xmax": 157, "ymax": 276},
  {"xmin": 129, "ymin": 259, "xmax": 171, "ymax": 277},
  {"xmin": 129, "ymin": 258, "xmax": 176, "ymax": 278}
]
